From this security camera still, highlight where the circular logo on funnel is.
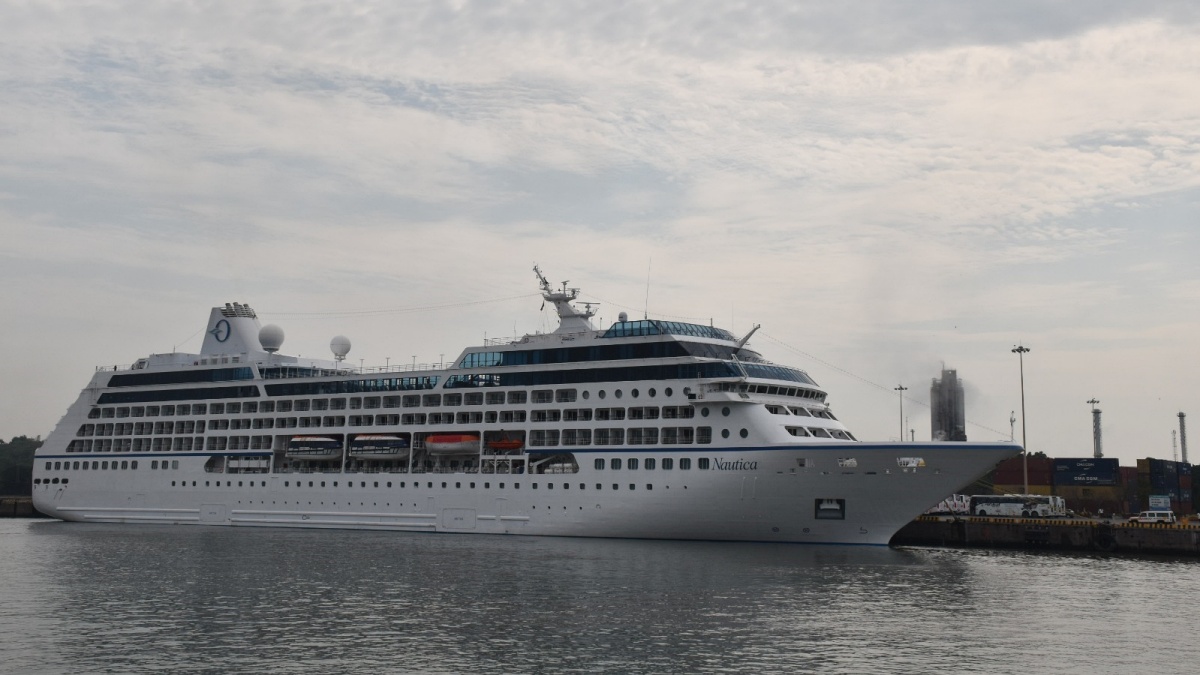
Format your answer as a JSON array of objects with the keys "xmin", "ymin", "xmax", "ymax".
[{"xmin": 209, "ymin": 319, "xmax": 231, "ymax": 343}]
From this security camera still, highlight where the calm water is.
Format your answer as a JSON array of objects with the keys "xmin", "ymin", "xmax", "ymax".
[{"xmin": 1, "ymin": 520, "xmax": 1196, "ymax": 674}]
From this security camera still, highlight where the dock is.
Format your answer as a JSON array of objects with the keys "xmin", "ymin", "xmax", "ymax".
[
  {"xmin": 0, "ymin": 497, "xmax": 41, "ymax": 518},
  {"xmin": 893, "ymin": 515, "xmax": 1200, "ymax": 555}
]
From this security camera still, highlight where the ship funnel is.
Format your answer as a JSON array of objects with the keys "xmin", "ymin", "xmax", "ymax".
[{"xmin": 200, "ymin": 303, "xmax": 264, "ymax": 355}]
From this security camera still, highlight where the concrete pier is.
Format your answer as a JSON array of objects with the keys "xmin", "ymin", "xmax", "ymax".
[
  {"xmin": 0, "ymin": 497, "xmax": 41, "ymax": 518},
  {"xmin": 893, "ymin": 515, "xmax": 1200, "ymax": 555}
]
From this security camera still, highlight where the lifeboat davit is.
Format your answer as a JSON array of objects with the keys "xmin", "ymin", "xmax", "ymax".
[{"xmin": 425, "ymin": 434, "xmax": 480, "ymax": 455}]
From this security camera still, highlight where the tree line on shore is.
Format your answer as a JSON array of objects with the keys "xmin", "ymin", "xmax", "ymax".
[{"xmin": 1, "ymin": 436, "xmax": 40, "ymax": 496}]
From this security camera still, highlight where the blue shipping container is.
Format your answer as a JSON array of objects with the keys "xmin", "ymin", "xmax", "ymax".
[{"xmin": 1053, "ymin": 458, "xmax": 1120, "ymax": 486}]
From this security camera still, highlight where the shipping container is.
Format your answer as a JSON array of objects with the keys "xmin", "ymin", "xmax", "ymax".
[
  {"xmin": 1181, "ymin": 463, "xmax": 1193, "ymax": 477},
  {"xmin": 993, "ymin": 484, "xmax": 1053, "ymax": 496},
  {"xmin": 1053, "ymin": 458, "xmax": 1119, "ymax": 486},
  {"xmin": 1055, "ymin": 485, "xmax": 1126, "ymax": 515},
  {"xmin": 993, "ymin": 457, "xmax": 1053, "ymax": 485},
  {"xmin": 1137, "ymin": 458, "xmax": 1150, "ymax": 474}
]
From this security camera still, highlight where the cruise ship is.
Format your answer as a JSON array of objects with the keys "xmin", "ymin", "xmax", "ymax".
[{"xmin": 32, "ymin": 268, "xmax": 1020, "ymax": 545}]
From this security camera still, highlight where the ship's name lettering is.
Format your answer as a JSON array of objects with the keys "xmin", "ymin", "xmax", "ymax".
[{"xmin": 713, "ymin": 458, "xmax": 758, "ymax": 471}]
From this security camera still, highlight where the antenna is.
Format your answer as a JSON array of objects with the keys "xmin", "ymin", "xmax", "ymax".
[{"xmin": 644, "ymin": 256, "xmax": 651, "ymax": 320}]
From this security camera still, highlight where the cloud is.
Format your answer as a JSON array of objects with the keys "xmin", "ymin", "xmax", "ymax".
[{"xmin": 1, "ymin": 2, "xmax": 1199, "ymax": 463}]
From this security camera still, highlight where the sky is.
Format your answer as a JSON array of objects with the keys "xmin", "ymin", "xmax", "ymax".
[{"xmin": 2, "ymin": 1, "xmax": 1198, "ymax": 467}]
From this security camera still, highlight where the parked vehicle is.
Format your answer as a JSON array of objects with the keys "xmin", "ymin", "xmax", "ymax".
[
  {"xmin": 969, "ymin": 494, "xmax": 1067, "ymax": 518},
  {"xmin": 1127, "ymin": 511, "xmax": 1177, "ymax": 524}
]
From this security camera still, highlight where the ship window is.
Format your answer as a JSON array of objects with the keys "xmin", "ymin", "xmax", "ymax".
[
  {"xmin": 645, "ymin": 458, "xmax": 656, "ymax": 470},
  {"xmin": 88, "ymin": 408, "xmax": 101, "ymax": 419},
  {"xmin": 582, "ymin": 391, "xmax": 590, "ymax": 400},
  {"xmin": 739, "ymin": 429, "xmax": 748, "ymax": 438},
  {"xmin": 131, "ymin": 461, "xmax": 138, "ymax": 469},
  {"xmin": 680, "ymin": 458, "xmax": 691, "ymax": 470},
  {"xmin": 594, "ymin": 459, "xmax": 604, "ymax": 470},
  {"xmin": 697, "ymin": 428, "xmax": 712, "ymax": 444},
  {"xmin": 631, "ymin": 389, "xmax": 639, "ymax": 398},
  {"xmin": 698, "ymin": 458, "xmax": 710, "ymax": 470},
  {"xmin": 615, "ymin": 390, "xmax": 623, "ymax": 399},
  {"xmin": 722, "ymin": 407, "xmax": 730, "ymax": 416},
  {"xmin": 44, "ymin": 461, "xmax": 51, "ymax": 470},
  {"xmin": 610, "ymin": 458, "xmax": 622, "ymax": 470},
  {"xmin": 598, "ymin": 390, "xmax": 606, "ymax": 400},
  {"xmin": 628, "ymin": 458, "xmax": 639, "ymax": 470},
  {"xmin": 629, "ymin": 484, "xmax": 635, "ymax": 490},
  {"xmin": 101, "ymin": 461, "xmax": 108, "ymax": 470},
  {"xmin": 662, "ymin": 458, "xmax": 673, "ymax": 470},
  {"xmin": 533, "ymin": 390, "xmax": 553, "ymax": 404},
  {"xmin": 555, "ymin": 389, "xmax": 577, "ymax": 403}
]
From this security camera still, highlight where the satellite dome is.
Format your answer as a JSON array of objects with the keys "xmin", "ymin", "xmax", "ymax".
[
  {"xmin": 330, "ymin": 335, "xmax": 352, "ymax": 361},
  {"xmin": 258, "ymin": 325, "xmax": 285, "ymax": 353},
  {"xmin": 618, "ymin": 311, "xmax": 628, "ymax": 322}
]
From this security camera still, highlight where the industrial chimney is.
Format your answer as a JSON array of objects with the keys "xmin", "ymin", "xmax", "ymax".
[{"xmin": 1180, "ymin": 412, "xmax": 1188, "ymax": 464}]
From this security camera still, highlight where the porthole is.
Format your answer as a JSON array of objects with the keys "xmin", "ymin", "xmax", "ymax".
[
  {"xmin": 631, "ymin": 388, "xmax": 639, "ymax": 398},
  {"xmin": 701, "ymin": 408, "xmax": 710, "ymax": 417},
  {"xmin": 648, "ymin": 388, "xmax": 657, "ymax": 397},
  {"xmin": 615, "ymin": 389, "xmax": 623, "ymax": 399},
  {"xmin": 665, "ymin": 387, "xmax": 673, "ymax": 397},
  {"xmin": 721, "ymin": 429, "xmax": 731, "ymax": 438},
  {"xmin": 722, "ymin": 406, "xmax": 731, "ymax": 416},
  {"xmin": 599, "ymin": 390, "xmax": 607, "ymax": 400},
  {"xmin": 582, "ymin": 391, "xmax": 590, "ymax": 400},
  {"xmin": 739, "ymin": 428, "xmax": 748, "ymax": 438}
]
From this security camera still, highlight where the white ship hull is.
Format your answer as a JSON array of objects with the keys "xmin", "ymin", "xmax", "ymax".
[{"xmin": 33, "ymin": 442, "xmax": 1013, "ymax": 545}]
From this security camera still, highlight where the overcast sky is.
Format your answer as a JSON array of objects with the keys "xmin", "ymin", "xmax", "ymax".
[{"xmin": 2, "ymin": 1, "xmax": 1198, "ymax": 466}]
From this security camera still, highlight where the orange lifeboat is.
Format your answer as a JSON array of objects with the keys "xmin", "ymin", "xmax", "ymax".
[
  {"xmin": 487, "ymin": 439, "xmax": 524, "ymax": 451},
  {"xmin": 425, "ymin": 434, "xmax": 480, "ymax": 455}
]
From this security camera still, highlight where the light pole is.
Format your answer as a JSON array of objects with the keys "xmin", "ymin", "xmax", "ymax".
[
  {"xmin": 894, "ymin": 384, "xmax": 907, "ymax": 442},
  {"xmin": 1012, "ymin": 345, "xmax": 1030, "ymax": 494}
]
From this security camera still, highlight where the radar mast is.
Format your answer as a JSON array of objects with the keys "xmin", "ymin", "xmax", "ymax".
[{"xmin": 533, "ymin": 264, "xmax": 597, "ymax": 333}]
